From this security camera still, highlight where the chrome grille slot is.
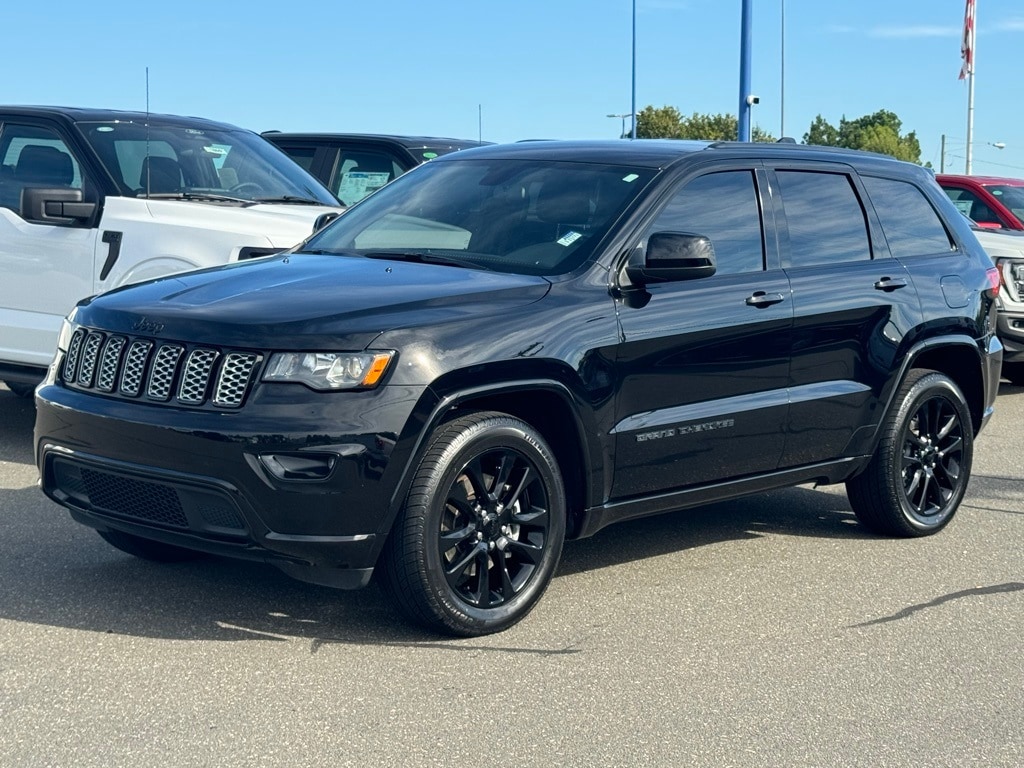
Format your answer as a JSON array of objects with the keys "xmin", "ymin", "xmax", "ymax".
[
  {"xmin": 60, "ymin": 325, "xmax": 260, "ymax": 409},
  {"xmin": 77, "ymin": 332, "xmax": 104, "ymax": 387},
  {"xmin": 63, "ymin": 329, "xmax": 85, "ymax": 383},
  {"xmin": 147, "ymin": 344, "xmax": 184, "ymax": 401},
  {"xmin": 96, "ymin": 336, "xmax": 127, "ymax": 392},
  {"xmin": 214, "ymin": 353, "xmax": 260, "ymax": 408},
  {"xmin": 178, "ymin": 349, "xmax": 219, "ymax": 404},
  {"xmin": 120, "ymin": 340, "xmax": 153, "ymax": 396}
]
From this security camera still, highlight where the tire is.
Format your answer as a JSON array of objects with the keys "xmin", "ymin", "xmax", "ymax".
[
  {"xmin": 97, "ymin": 529, "xmax": 203, "ymax": 563},
  {"xmin": 846, "ymin": 369, "xmax": 973, "ymax": 537},
  {"xmin": 3, "ymin": 380, "xmax": 35, "ymax": 398},
  {"xmin": 1002, "ymin": 362, "xmax": 1024, "ymax": 386},
  {"xmin": 381, "ymin": 411, "xmax": 566, "ymax": 636}
]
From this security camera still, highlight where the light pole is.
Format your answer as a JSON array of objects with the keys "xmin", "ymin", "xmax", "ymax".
[
  {"xmin": 940, "ymin": 134, "xmax": 1005, "ymax": 173},
  {"xmin": 607, "ymin": 113, "xmax": 634, "ymax": 139}
]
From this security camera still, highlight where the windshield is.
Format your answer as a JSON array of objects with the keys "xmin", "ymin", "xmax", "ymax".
[
  {"xmin": 301, "ymin": 157, "xmax": 657, "ymax": 275},
  {"xmin": 984, "ymin": 184, "xmax": 1024, "ymax": 222},
  {"xmin": 75, "ymin": 119, "xmax": 338, "ymax": 205}
]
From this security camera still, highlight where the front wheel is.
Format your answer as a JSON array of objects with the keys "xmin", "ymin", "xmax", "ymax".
[
  {"xmin": 846, "ymin": 369, "xmax": 973, "ymax": 537},
  {"xmin": 381, "ymin": 411, "xmax": 566, "ymax": 636}
]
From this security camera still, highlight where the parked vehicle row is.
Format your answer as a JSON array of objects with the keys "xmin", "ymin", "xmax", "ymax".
[{"xmin": 33, "ymin": 139, "xmax": 1002, "ymax": 635}]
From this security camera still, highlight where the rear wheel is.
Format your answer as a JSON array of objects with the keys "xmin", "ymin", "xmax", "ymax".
[
  {"xmin": 381, "ymin": 411, "xmax": 566, "ymax": 636},
  {"xmin": 846, "ymin": 369, "xmax": 973, "ymax": 537},
  {"xmin": 97, "ymin": 529, "xmax": 203, "ymax": 562}
]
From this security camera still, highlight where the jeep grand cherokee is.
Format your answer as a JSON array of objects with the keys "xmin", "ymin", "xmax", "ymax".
[{"xmin": 34, "ymin": 140, "xmax": 1003, "ymax": 636}]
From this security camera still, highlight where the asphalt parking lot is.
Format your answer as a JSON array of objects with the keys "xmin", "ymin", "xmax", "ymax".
[{"xmin": 1, "ymin": 380, "xmax": 1021, "ymax": 767}]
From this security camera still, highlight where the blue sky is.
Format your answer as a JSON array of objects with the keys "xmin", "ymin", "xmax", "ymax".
[{"xmin": 7, "ymin": 1, "xmax": 1023, "ymax": 176}]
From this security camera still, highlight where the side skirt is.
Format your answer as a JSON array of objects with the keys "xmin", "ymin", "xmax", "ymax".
[{"xmin": 574, "ymin": 457, "xmax": 868, "ymax": 539}]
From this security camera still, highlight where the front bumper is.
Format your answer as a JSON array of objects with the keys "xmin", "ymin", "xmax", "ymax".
[
  {"xmin": 35, "ymin": 379, "xmax": 431, "ymax": 589},
  {"xmin": 996, "ymin": 306, "xmax": 1024, "ymax": 362}
]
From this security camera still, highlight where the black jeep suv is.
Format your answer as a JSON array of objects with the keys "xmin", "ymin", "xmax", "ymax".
[{"xmin": 34, "ymin": 140, "xmax": 1003, "ymax": 636}]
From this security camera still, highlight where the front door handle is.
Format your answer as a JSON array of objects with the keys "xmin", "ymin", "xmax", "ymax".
[
  {"xmin": 745, "ymin": 291, "xmax": 785, "ymax": 307},
  {"xmin": 874, "ymin": 276, "xmax": 908, "ymax": 292}
]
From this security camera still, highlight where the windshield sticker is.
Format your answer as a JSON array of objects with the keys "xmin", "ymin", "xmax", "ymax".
[
  {"xmin": 337, "ymin": 171, "xmax": 391, "ymax": 205},
  {"xmin": 557, "ymin": 231, "xmax": 583, "ymax": 247},
  {"xmin": 422, "ymin": 152, "xmax": 438, "ymax": 159},
  {"xmin": 622, "ymin": 173, "xmax": 640, "ymax": 182}
]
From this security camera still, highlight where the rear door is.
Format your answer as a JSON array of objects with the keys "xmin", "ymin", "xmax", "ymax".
[
  {"xmin": 767, "ymin": 163, "xmax": 922, "ymax": 467},
  {"xmin": 611, "ymin": 164, "xmax": 794, "ymax": 498}
]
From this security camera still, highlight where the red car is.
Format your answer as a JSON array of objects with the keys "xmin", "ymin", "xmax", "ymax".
[{"xmin": 937, "ymin": 174, "xmax": 1024, "ymax": 230}]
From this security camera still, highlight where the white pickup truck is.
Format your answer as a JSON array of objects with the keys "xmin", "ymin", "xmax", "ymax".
[
  {"xmin": 0, "ymin": 106, "xmax": 343, "ymax": 395},
  {"xmin": 972, "ymin": 226, "xmax": 1024, "ymax": 384}
]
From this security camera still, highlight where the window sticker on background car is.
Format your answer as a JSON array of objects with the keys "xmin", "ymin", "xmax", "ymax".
[
  {"xmin": 338, "ymin": 171, "xmax": 391, "ymax": 204},
  {"xmin": 557, "ymin": 231, "xmax": 583, "ymax": 246},
  {"xmin": 623, "ymin": 173, "xmax": 640, "ymax": 182}
]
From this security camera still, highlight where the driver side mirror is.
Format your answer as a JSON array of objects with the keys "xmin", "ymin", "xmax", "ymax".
[
  {"xmin": 21, "ymin": 188, "xmax": 96, "ymax": 226},
  {"xmin": 624, "ymin": 231, "xmax": 717, "ymax": 287}
]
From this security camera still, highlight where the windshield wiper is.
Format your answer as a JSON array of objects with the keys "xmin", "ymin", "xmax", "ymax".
[
  {"xmin": 362, "ymin": 251, "xmax": 490, "ymax": 270},
  {"xmin": 141, "ymin": 191, "xmax": 253, "ymax": 204},
  {"xmin": 254, "ymin": 195, "xmax": 326, "ymax": 205}
]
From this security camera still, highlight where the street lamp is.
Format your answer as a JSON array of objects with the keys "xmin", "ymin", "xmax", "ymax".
[
  {"xmin": 607, "ymin": 113, "xmax": 634, "ymax": 139},
  {"xmin": 940, "ymin": 134, "xmax": 1005, "ymax": 173}
]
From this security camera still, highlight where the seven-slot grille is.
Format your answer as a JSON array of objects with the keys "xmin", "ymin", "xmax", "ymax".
[{"xmin": 61, "ymin": 327, "xmax": 261, "ymax": 408}]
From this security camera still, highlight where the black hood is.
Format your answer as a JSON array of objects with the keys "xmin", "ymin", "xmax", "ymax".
[{"xmin": 74, "ymin": 254, "xmax": 551, "ymax": 349}]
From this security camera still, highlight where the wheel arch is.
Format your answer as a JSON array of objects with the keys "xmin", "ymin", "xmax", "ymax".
[
  {"xmin": 899, "ymin": 334, "xmax": 986, "ymax": 434},
  {"xmin": 384, "ymin": 371, "xmax": 602, "ymax": 543}
]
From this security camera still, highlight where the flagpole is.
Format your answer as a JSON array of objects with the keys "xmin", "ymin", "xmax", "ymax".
[{"xmin": 965, "ymin": 0, "xmax": 976, "ymax": 174}]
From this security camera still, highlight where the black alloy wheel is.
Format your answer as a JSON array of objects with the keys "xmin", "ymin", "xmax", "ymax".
[
  {"xmin": 382, "ymin": 411, "xmax": 566, "ymax": 636},
  {"xmin": 847, "ymin": 369, "xmax": 973, "ymax": 537}
]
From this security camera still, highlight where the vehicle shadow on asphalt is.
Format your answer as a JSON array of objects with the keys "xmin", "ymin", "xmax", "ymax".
[{"xmin": 0, "ymin": 478, "xmax": 866, "ymax": 648}]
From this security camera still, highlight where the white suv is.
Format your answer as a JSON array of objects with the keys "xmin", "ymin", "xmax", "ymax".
[{"xmin": 0, "ymin": 106, "xmax": 342, "ymax": 394}]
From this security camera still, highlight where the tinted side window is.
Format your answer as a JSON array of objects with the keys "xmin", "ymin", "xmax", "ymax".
[
  {"xmin": 274, "ymin": 145, "xmax": 317, "ymax": 173},
  {"xmin": 862, "ymin": 176, "xmax": 953, "ymax": 258},
  {"xmin": 0, "ymin": 124, "xmax": 83, "ymax": 212},
  {"xmin": 647, "ymin": 170, "xmax": 764, "ymax": 274},
  {"xmin": 942, "ymin": 186, "xmax": 1001, "ymax": 226},
  {"xmin": 331, "ymin": 150, "xmax": 404, "ymax": 205},
  {"xmin": 775, "ymin": 170, "xmax": 870, "ymax": 267}
]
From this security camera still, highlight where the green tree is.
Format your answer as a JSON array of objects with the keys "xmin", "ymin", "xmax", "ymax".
[
  {"xmin": 803, "ymin": 110, "xmax": 922, "ymax": 163},
  {"xmin": 635, "ymin": 105, "xmax": 684, "ymax": 138},
  {"xmin": 635, "ymin": 105, "xmax": 775, "ymax": 142}
]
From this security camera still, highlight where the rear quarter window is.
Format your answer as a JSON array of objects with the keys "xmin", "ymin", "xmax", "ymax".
[{"xmin": 862, "ymin": 176, "xmax": 954, "ymax": 258}]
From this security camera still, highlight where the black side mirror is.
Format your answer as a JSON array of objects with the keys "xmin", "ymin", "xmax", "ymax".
[
  {"xmin": 624, "ymin": 231, "xmax": 717, "ymax": 286},
  {"xmin": 313, "ymin": 211, "xmax": 342, "ymax": 232},
  {"xmin": 21, "ymin": 188, "xmax": 96, "ymax": 225}
]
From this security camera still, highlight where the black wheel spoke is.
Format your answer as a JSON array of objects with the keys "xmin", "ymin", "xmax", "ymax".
[
  {"xmin": 439, "ymin": 524, "xmax": 476, "ymax": 552},
  {"xmin": 494, "ymin": 548, "xmax": 517, "ymax": 598},
  {"xmin": 490, "ymin": 453, "xmax": 516, "ymax": 503},
  {"xmin": 511, "ymin": 501, "xmax": 549, "ymax": 528},
  {"xmin": 500, "ymin": 463, "xmax": 533, "ymax": 510},
  {"xmin": 506, "ymin": 537, "xmax": 544, "ymax": 566}
]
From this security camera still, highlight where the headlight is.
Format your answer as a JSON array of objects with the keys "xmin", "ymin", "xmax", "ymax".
[
  {"xmin": 998, "ymin": 259, "xmax": 1024, "ymax": 303},
  {"xmin": 262, "ymin": 351, "xmax": 394, "ymax": 390}
]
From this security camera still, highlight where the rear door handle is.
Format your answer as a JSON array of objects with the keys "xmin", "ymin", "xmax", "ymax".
[
  {"xmin": 745, "ymin": 291, "xmax": 785, "ymax": 307},
  {"xmin": 874, "ymin": 276, "xmax": 908, "ymax": 292}
]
